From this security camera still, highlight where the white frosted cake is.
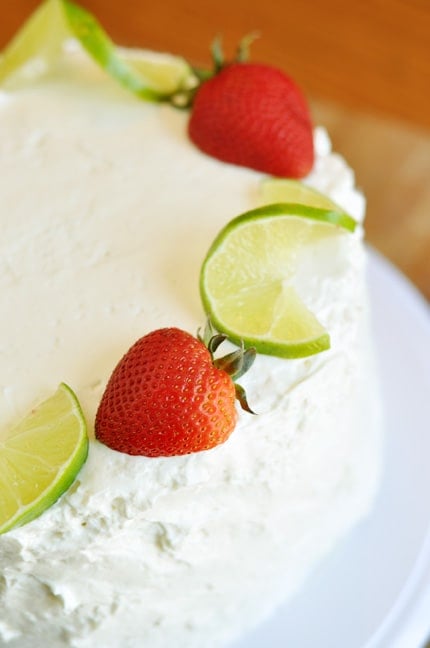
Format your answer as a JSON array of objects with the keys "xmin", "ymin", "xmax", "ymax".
[{"xmin": 0, "ymin": 15, "xmax": 382, "ymax": 648}]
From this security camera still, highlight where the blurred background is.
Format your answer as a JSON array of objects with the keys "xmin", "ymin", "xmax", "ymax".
[{"xmin": 1, "ymin": 0, "xmax": 429, "ymax": 299}]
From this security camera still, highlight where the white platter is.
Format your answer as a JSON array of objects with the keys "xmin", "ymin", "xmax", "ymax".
[{"xmin": 231, "ymin": 249, "xmax": 430, "ymax": 648}]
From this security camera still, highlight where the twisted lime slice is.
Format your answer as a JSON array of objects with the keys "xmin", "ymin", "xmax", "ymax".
[
  {"xmin": 200, "ymin": 203, "xmax": 357, "ymax": 358},
  {"xmin": 0, "ymin": 0, "xmax": 192, "ymax": 99},
  {"xmin": 0, "ymin": 383, "xmax": 88, "ymax": 535}
]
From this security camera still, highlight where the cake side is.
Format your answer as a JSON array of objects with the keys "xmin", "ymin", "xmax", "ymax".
[{"xmin": 0, "ymin": 49, "xmax": 382, "ymax": 648}]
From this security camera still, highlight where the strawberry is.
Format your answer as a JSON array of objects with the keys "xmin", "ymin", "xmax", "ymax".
[
  {"xmin": 95, "ymin": 325, "xmax": 255, "ymax": 457},
  {"xmin": 187, "ymin": 50, "xmax": 314, "ymax": 178}
]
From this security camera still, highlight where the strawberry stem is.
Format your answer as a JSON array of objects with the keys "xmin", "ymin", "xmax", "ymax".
[
  {"xmin": 198, "ymin": 319, "xmax": 256, "ymax": 414},
  {"xmin": 211, "ymin": 35, "xmax": 225, "ymax": 72},
  {"xmin": 208, "ymin": 334, "xmax": 228, "ymax": 355},
  {"xmin": 236, "ymin": 31, "xmax": 260, "ymax": 63},
  {"xmin": 213, "ymin": 344, "xmax": 256, "ymax": 381},
  {"xmin": 171, "ymin": 33, "xmax": 259, "ymax": 110},
  {"xmin": 198, "ymin": 318, "xmax": 217, "ymax": 348},
  {"xmin": 235, "ymin": 383, "xmax": 256, "ymax": 414}
]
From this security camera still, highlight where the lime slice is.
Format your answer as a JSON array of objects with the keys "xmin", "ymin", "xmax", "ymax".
[
  {"xmin": 111, "ymin": 48, "xmax": 192, "ymax": 96},
  {"xmin": 0, "ymin": 383, "xmax": 88, "ymax": 535},
  {"xmin": 0, "ymin": 0, "xmax": 69, "ymax": 84},
  {"xmin": 262, "ymin": 178, "xmax": 355, "ymax": 226},
  {"xmin": 0, "ymin": 0, "xmax": 193, "ymax": 100},
  {"xmin": 62, "ymin": 1, "xmax": 192, "ymax": 100},
  {"xmin": 200, "ymin": 203, "xmax": 357, "ymax": 358}
]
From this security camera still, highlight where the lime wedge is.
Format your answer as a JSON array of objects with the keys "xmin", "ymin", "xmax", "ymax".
[
  {"xmin": 62, "ymin": 1, "xmax": 192, "ymax": 100},
  {"xmin": 200, "ymin": 203, "xmax": 357, "ymax": 358},
  {"xmin": 262, "ymin": 178, "xmax": 355, "ymax": 227},
  {"xmin": 117, "ymin": 48, "xmax": 192, "ymax": 96},
  {"xmin": 0, "ymin": 0, "xmax": 193, "ymax": 100},
  {"xmin": 0, "ymin": 0, "xmax": 69, "ymax": 83},
  {"xmin": 0, "ymin": 383, "xmax": 88, "ymax": 535}
]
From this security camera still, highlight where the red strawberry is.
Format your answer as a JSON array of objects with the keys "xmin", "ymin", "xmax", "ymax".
[
  {"xmin": 188, "ymin": 61, "xmax": 314, "ymax": 178},
  {"xmin": 95, "ymin": 326, "xmax": 255, "ymax": 457}
]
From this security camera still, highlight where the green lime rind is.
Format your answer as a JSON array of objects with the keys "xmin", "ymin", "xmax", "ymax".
[
  {"xmin": 200, "ymin": 297, "xmax": 331, "ymax": 360},
  {"xmin": 258, "ymin": 334, "xmax": 329, "ymax": 358},
  {"xmin": 228, "ymin": 202, "xmax": 357, "ymax": 233},
  {"xmin": 0, "ymin": 383, "xmax": 89, "ymax": 535},
  {"xmin": 261, "ymin": 178, "xmax": 353, "ymax": 216},
  {"xmin": 62, "ymin": 1, "xmax": 176, "ymax": 101},
  {"xmin": 200, "ymin": 203, "xmax": 356, "ymax": 359},
  {"xmin": 217, "ymin": 327, "xmax": 331, "ymax": 360},
  {"xmin": 0, "ymin": 0, "xmax": 192, "ymax": 101}
]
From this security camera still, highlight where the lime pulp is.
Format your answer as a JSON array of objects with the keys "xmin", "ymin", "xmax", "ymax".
[{"xmin": 0, "ymin": 383, "xmax": 88, "ymax": 535}]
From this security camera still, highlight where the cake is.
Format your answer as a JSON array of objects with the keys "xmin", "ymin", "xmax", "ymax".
[{"xmin": 0, "ymin": 5, "xmax": 382, "ymax": 648}]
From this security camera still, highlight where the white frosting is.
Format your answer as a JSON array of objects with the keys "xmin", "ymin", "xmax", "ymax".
[{"xmin": 0, "ymin": 51, "xmax": 382, "ymax": 647}]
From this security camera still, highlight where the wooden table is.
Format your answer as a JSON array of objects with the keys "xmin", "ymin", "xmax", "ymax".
[{"xmin": 1, "ymin": 0, "xmax": 429, "ymax": 300}]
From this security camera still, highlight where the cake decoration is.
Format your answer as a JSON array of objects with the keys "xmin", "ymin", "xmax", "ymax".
[
  {"xmin": 200, "ymin": 201, "xmax": 356, "ymax": 358},
  {"xmin": 0, "ymin": 0, "xmax": 193, "ymax": 101},
  {"xmin": 95, "ymin": 324, "xmax": 255, "ymax": 457},
  {"xmin": 1, "ymin": 0, "xmax": 313, "ymax": 178},
  {"xmin": 188, "ymin": 51, "xmax": 314, "ymax": 178},
  {"xmin": 0, "ymin": 384, "xmax": 88, "ymax": 535}
]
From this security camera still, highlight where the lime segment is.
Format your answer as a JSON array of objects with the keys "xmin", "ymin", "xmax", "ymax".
[
  {"xmin": 0, "ymin": 383, "xmax": 88, "ymax": 535},
  {"xmin": 0, "ymin": 0, "xmax": 68, "ymax": 83},
  {"xmin": 200, "ymin": 203, "xmax": 356, "ymax": 358},
  {"xmin": 0, "ymin": 0, "xmax": 193, "ymax": 99},
  {"xmin": 117, "ymin": 47, "xmax": 193, "ymax": 95},
  {"xmin": 261, "ymin": 178, "xmax": 356, "ymax": 230},
  {"xmin": 62, "ymin": 1, "xmax": 191, "ymax": 99}
]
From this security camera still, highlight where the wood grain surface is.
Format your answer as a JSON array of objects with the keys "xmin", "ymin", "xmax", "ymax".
[{"xmin": 1, "ymin": 0, "xmax": 429, "ymax": 299}]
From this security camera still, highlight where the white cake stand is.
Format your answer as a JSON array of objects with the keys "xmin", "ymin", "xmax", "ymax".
[{"xmin": 231, "ymin": 249, "xmax": 430, "ymax": 648}]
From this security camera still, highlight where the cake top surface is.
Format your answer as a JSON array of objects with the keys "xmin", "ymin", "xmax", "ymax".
[
  {"xmin": 0, "ymin": 39, "xmax": 367, "ymax": 524},
  {"xmin": 0, "ymin": 2, "xmax": 366, "ymax": 546},
  {"xmin": 0, "ymin": 46, "xmax": 364, "ymax": 431},
  {"xmin": 0, "ymin": 9, "xmax": 386, "ymax": 648}
]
